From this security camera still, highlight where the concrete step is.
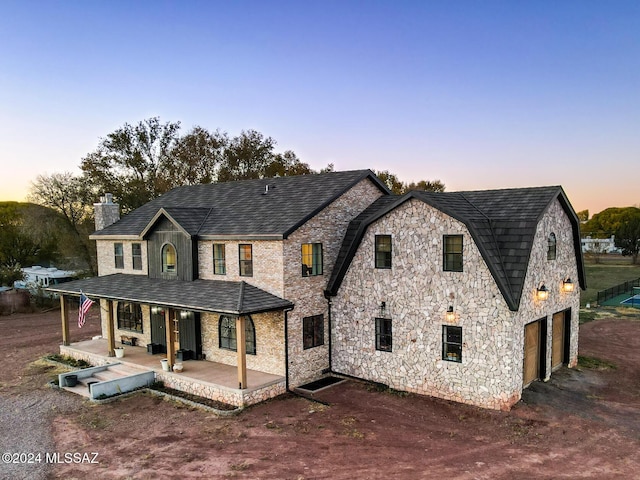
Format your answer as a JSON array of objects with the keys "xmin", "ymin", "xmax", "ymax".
[{"xmin": 60, "ymin": 364, "xmax": 155, "ymax": 400}]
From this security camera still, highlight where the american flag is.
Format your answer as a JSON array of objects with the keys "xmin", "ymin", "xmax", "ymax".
[{"xmin": 78, "ymin": 292, "xmax": 94, "ymax": 328}]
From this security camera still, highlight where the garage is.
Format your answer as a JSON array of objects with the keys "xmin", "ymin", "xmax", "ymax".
[
  {"xmin": 523, "ymin": 319, "xmax": 546, "ymax": 386},
  {"xmin": 552, "ymin": 310, "xmax": 570, "ymax": 371}
]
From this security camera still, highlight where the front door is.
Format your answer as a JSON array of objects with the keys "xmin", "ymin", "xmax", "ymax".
[
  {"xmin": 150, "ymin": 310, "xmax": 167, "ymax": 353},
  {"xmin": 523, "ymin": 321, "xmax": 541, "ymax": 386}
]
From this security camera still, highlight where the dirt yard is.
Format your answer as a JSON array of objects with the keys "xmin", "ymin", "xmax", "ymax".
[{"xmin": 0, "ymin": 309, "xmax": 639, "ymax": 479}]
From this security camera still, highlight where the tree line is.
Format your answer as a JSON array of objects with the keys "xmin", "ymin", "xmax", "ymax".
[
  {"xmin": 1, "ymin": 117, "xmax": 444, "ymax": 283},
  {"xmin": 581, "ymin": 206, "xmax": 640, "ymax": 264}
]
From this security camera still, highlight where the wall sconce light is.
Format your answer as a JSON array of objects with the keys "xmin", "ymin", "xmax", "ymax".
[
  {"xmin": 446, "ymin": 305, "xmax": 455, "ymax": 322},
  {"xmin": 180, "ymin": 310, "xmax": 190, "ymax": 319},
  {"xmin": 151, "ymin": 306, "xmax": 164, "ymax": 315},
  {"xmin": 562, "ymin": 278, "xmax": 574, "ymax": 293},
  {"xmin": 379, "ymin": 301, "xmax": 387, "ymax": 317},
  {"xmin": 537, "ymin": 284, "xmax": 549, "ymax": 301}
]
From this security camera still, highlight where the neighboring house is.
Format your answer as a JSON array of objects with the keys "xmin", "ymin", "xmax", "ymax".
[
  {"xmin": 49, "ymin": 171, "xmax": 585, "ymax": 410},
  {"xmin": 326, "ymin": 187, "xmax": 585, "ymax": 410},
  {"xmin": 581, "ymin": 235, "xmax": 620, "ymax": 254}
]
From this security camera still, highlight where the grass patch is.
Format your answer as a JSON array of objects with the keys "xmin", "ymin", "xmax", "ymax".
[
  {"xmin": 45, "ymin": 354, "xmax": 92, "ymax": 369},
  {"xmin": 583, "ymin": 261, "xmax": 640, "ymax": 307},
  {"xmin": 578, "ymin": 355, "xmax": 616, "ymax": 371}
]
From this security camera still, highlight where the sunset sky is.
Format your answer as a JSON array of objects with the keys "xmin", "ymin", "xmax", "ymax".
[{"xmin": 1, "ymin": 1, "xmax": 638, "ymax": 216}]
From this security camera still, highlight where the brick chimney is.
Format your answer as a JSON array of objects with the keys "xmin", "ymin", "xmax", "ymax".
[{"xmin": 94, "ymin": 193, "xmax": 120, "ymax": 231}]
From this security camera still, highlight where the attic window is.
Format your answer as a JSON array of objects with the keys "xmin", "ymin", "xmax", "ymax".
[
  {"xmin": 443, "ymin": 235, "xmax": 463, "ymax": 272},
  {"xmin": 547, "ymin": 233, "xmax": 557, "ymax": 260},
  {"xmin": 162, "ymin": 243, "xmax": 177, "ymax": 273},
  {"xmin": 375, "ymin": 235, "xmax": 392, "ymax": 269}
]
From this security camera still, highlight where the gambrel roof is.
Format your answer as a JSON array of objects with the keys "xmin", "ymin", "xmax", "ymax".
[
  {"xmin": 91, "ymin": 170, "xmax": 389, "ymax": 240},
  {"xmin": 326, "ymin": 186, "xmax": 586, "ymax": 311}
]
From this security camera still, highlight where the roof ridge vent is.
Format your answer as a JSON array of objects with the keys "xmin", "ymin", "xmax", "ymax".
[{"xmin": 262, "ymin": 184, "xmax": 276, "ymax": 195}]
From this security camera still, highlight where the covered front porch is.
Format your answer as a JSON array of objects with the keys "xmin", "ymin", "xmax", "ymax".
[
  {"xmin": 48, "ymin": 274, "xmax": 294, "ymax": 407},
  {"xmin": 61, "ymin": 337, "xmax": 286, "ymax": 407}
]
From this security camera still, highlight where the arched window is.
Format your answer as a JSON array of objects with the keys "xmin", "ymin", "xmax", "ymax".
[
  {"xmin": 162, "ymin": 243, "xmax": 177, "ymax": 273},
  {"xmin": 219, "ymin": 315, "xmax": 256, "ymax": 355},
  {"xmin": 117, "ymin": 302, "xmax": 143, "ymax": 332},
  {"xmin": 547, "ymin": 233, "xmax": 557, "ymax": 261}
]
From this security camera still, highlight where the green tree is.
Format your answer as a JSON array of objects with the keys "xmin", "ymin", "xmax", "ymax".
[
  {"xmin": 165, "ymin": 126, "xmax": 228, "ymax": 188},
  {"xmin": 375, "ymin": 170, "xmax": 445, "ymax": 195},
  {"xmin": 582, "ymin": 207, "xmax": 640, "ymax": 238},
  {"xmin": 28, "ymin": 173, "xmax": 97, "ymax": 273},
  {"xmin": 218, "ymin": 130, "xmax": 313, "ymax": 182},
  {"xmin": 80, "ymin": 117, "xmax": 182, "ymax": 212},
  {"xmin": 615, "ymin": 214, "xmax": 640, "ymax": 264},
  {"xmin": 406, "ymin": 179, "xmax": 445, "ymax": 193},
  {"xmin": 576, "ymin": 209, "xmax": 589, "ymax": 222},
  {"xmin": 0, "ymin": 202, "xmax": 59, "ymax": 284}
]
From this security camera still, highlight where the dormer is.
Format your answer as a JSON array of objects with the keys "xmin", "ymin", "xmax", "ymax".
[{"xmin": 141, "ymin": 208, "xmax": 209, "ymax": 281}]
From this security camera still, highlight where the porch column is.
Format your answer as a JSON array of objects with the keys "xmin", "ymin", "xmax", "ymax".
[
  {"xmin": 165, "ymin": 309, "xmax": 176, "ymax": 370},
  {"xmin": 106, "ymin": 300, "xmax": 116, "ymax": 357},
  {"xmin": 236, "ymin": 315, "xmax": 247, "ymax": 389},
  {"xmin": 60, "ymin": 295, "xmax": 69, "ymax": 346}
]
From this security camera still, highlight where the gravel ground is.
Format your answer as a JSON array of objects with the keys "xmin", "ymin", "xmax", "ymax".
[
  {"xmin": 0, "ymin": 386, "xmax": 81, "ymax": 480},
  {"xmin": 0, "ymin": 309, "xmax": 101, "ymax": 480}
]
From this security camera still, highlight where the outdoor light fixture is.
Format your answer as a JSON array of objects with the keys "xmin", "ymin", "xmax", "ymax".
[
  {"xmin": 446, "ymin": 306, "xmax": 455, "ymax": 322},
  {"xmin": 151, "ymin": 306, "xmax": 164, "ymax": 315},
  {"xmin": 379, "ymin": 301, "xmax": 387, "ymax": 317},
  {"xmin": 180, "ymin": 310, "xmax": 190, "ymax": 319},
  {"xmin": 537, "ymin": 284, "xmax": 549, "ymax": 301},
  {"xmin": 562, "ymin": 278, "xmax": 575, "ymax": 293}
]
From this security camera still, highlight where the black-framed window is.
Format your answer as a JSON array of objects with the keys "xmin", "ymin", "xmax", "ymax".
[
  {"xmin": 213, "ymin": 243, "xmax": 226, "ymax": 275},
  {"xmin": 443, "ymin": 325, "xmax": 462, "ymax": 362},
  {"xmin": 443, "ymin": 235, "xmax": 463, "ymax": 272},
  {"xmin": 162, "ymin": 243, "xmax": 177, "ymax": 273},
  {"xmin": 375, "ymin": 235, "xmax": 392, "ymax": 269},
  {"xmin": 375, "ymin": 317, "xmax": 392, "ymax": 352},
  {"xmin": 132, "ymin": 243, "xmax": 142, "ymax": 270},
  {"xmin": 303, "ymin": 314, "xmax": 324, "ymax": 349},
  {"xmin": 239, "ymin": 244, "xmax": 253, "ymax": 277},
  {"xmin": 117, "ymin": 302, "xmax": 143, "ymax": 333},
  {"xmin": 547, "ymin": 233, "xmax": 557, "ymax": 260},
  {"xmin": 114, "ymin": 243, "xmax": 124, "ymax": 269},
  {"xmin": 218, "ymin": 315, "xmax": 256, "ymax": 354},
  {"xmin": 301, "ymin": 243, "xmax": 323, "ymax": 277}
]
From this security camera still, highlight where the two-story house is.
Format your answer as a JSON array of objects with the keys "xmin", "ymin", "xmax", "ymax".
[
  {"xmin": 51, "ymin": 170, "xmax": 389, "ymax": 406},
  {"xmin": 51, "ymin": 171, "xmax": 585, "ymax": 410}
]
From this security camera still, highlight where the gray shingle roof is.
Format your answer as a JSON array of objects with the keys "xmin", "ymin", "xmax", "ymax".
[
  {"xmin": 326, "ymin": 186, "xmax": 586, "ymax": 311},
  {"xmin": 92, "ymin": 170, "xmax": 389, "ymax": 239},
  {"xmin": 47, "ymin": 274, "xmax": 294, "ymax": 315}
]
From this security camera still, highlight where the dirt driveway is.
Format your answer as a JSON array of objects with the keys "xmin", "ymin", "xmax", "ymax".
[{"xmin": 0, "ymin": 310, "xmax": 638, "ymax": 479}]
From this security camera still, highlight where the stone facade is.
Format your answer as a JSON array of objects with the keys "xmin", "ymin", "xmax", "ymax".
[
  {"xmin": 96, "ymin": 240, "xmax": 148, "ymax": 276},
  {"xmin": 197, "ymin": 240, "xmax": 285, "ymax": 297},
  {"xmin": 200, "ymin": 310, "xmax": 286, "ymax": 376},
  {"xmin": 283, "ymin": 179, "xmax": 385, "ymax": 386},
  {"xmin": 59, "ymin": 345, "xmax": 286, "ymax": 407},
  {"xmin": 511, "ymin": 199, "xmax": 581, "ymax": 393},
  {"xmin": 331, "ymin": 198, "xmax": 580, "ymax": 410},
  {"xmin": 98, "ymin": 299, "xmax": 152, "ymax": 348}
]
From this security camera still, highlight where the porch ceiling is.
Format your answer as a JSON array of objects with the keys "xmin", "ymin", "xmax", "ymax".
[{"xmin": 47, "ymin": 273, "xmax": 293, "ymax": 315}]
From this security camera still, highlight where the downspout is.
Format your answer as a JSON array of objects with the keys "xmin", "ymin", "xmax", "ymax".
[
  {"xmin": 327, "ymin": 296, "xmax": 333, "ymax": 372},
  {"xmin": 283, "ymin": 306, "xmax": 294, "ymax": 392}
]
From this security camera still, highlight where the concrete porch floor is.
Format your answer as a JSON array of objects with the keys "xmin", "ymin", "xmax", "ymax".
[{"xmin": 61, "ymin": 338, "xmax": 284, "ymax": 391}]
